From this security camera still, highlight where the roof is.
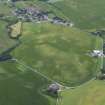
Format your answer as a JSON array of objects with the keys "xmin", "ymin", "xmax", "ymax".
[{"xmin": 48, "ymin": 83, "xmax": 60, "ymax": 91}]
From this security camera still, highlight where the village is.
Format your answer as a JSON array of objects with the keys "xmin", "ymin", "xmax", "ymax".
[{"xmin": 13, "ymin": 7, "xmax": 74, "ymax": 27}]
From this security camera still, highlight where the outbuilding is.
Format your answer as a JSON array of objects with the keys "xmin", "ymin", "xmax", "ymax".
[
  {"xmin": 47, "ymin": 83, "xmax": 60, "ymax": 94},
  {"xmin": 91, "ymin": 50, "xmax": 104, "ymax": 57}
]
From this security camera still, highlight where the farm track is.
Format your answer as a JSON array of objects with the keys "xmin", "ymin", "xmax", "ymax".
[
  {"xmin": 14, "ymin": 58, "xmax": 96, "ymax": 90},
  {"xmin": 15, "ymin": 59, "xmax": 56, "ymax": 83},
  {"xmin": 13, "ymin": 58, "xmax": 83, "ymax": 105},
  {"xmin": 13, "ymin": 56, "xmax": 101, "ymax": 105}
]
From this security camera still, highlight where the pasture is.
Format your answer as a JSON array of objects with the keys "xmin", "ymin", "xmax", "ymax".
[
  {"xmin": 12, "ymin": 22, "xmax": 102, "ymax": 86},
  {"xmin": 0, "ymin": 20, "xmax": 16, "ymax": 54},
  {"xmin": 49, "ymin": 0, "xmax": 105, "ymax": 29},
  {"xmin": 60, "ymin": 80, "xmax": 105, "ymax": 105},
  {"xmin": 0, "ymin": 2, "xmax": 13, "ymax": 16},
  {"xmin": 0, "ymin": 61, "xmax": 56, "ymax": 105}
]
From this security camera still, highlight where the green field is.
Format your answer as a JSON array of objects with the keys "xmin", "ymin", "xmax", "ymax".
[
  {"xmin": 48, "ymin": 0, "xmax": 105, "ymax": 29},
  {"xmin": 0, "ymin": 20, "xmax": 16, "ymax": 54},
  {"xmin": 14, "ymin": 0, "xmax": 105, "ymax": 29},
  {"xmin": 0, "ymin": 61, "xmax": 56, "ymax": 105},
  {"xmin": 11, "ymin": 22, "xmax": 102, "ymax": 86},
  {"xmin": 59, "ymin": 80, "xmax": 105, "ymax": 105},
  {"xmin": 0, "ymin": 3, "xmax": 12, "ymax": 15},
  {"xmin": 16, "ymin": 0, "xmax": 105, "ymax": 29}
]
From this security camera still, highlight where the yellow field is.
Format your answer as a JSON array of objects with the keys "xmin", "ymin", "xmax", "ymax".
[{"xmin": 10, "ymin": 21, "xmax": 22, "ymax": 38}]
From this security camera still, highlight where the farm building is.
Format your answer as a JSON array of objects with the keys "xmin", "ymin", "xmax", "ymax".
[
  {"xmin": 51, "ymin": 16, "xmax": 74, "ymax": 27},
  {"xmin": 91, "ymin": 30, "xmax": 105, "ymax": 37},
  {"xmin": 47, "ymin": 83, "xmax": 60, "ymax": 94},
  {"xmin": 96, "ymin": 73, "xmax": 105, "ymax": 80},
  {"xmin": 91, "ymin": 50, "xmax": 104, "ymax": 57}
]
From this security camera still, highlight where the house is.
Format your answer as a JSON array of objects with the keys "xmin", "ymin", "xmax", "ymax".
[
  {"xmin": 11, "ymin": 0, "xmax": 27, "ymax": 2},
  {"xmin": 47, "ymin": 83, "xmax": 60, "ymax": 94},
  {"xmin": 91, "ymin": 50, "xmax": 104, "ymax": 57},
  {"xmin": 51, "ymin": 16, "xmax": 73, "ymax": 27},
  {"xmin": 91, "ymin": 30, "xmax": 105, "ymax": 37},
  {"xmin": 97, "ymin": 73, "xmax": 105, "ymax": 80}
]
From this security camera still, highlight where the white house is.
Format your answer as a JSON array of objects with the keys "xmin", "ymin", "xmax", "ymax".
[{"xmin": 91, "ymin": 50, "xmax": 104, "ymax": 57}]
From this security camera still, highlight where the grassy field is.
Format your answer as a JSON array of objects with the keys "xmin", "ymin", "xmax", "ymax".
[
  {"xmin": 11, "ymin": 22, "xmax": 102, "ymax": 86},
  {"xmin": 16, "ymin": 0, "xmax": 105, "ymax": 29},
  {"xmin": 59, "ymin": 80, "xmax": 105, "ymax": 105},
  {"xmin": 0, "ymin": 2, "xmax": 13, "ymax": 16},
  {"xmin": 0, "ymin": 20, "xmax": 16, "ymax": 54},
  {"xmin": 15, "ymin": 0, "xmax": 105, "ymax": 30},
  {"xmin": 49, "ymin": 0, "xmax": 105, "ymax": 29},
  {"xmin": 0, "ymin": 61, "xmax": 56, "ymax": 105}
]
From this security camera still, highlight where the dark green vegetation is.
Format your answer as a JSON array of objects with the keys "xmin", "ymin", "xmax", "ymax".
[
  {"xmin": 0, "ymin": 61, "xmax": 56, "ymax": 105},
  {"xmin": 0, "ymin": 1, "xmax": 56, "ymax": 105}
]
